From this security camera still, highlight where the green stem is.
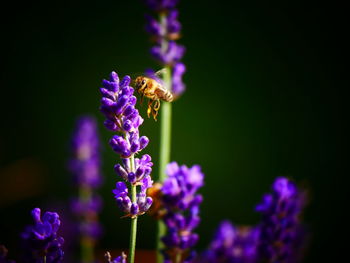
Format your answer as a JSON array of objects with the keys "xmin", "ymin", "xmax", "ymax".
[
  {"xmin": 129, "ymin": 186, "xmax": 138, "ymax": 263},
  {"xmin": 79, "ymin": 186, "xmax": 94, "ymax": 263},
  {"xmin": 156, "ymin": 89, "xmax": 172, "ymax": 263},
  {"xmin": 157, "ymin": 12, "xmax": 173, "ymax": 263},
  {"xmin": 159, "ymin": 96, "xmax": 172, "ymax": 182},
  {"xmin": 81, "ymin": 236, "xmax": 93, "ymax": 263},
  {"xmin": 158, "ymin": 13, "xmax": 172, "ymax": 182},
  {"xmin": 128, "ymin": 154, "xmax": 138, "ymax": 263}
]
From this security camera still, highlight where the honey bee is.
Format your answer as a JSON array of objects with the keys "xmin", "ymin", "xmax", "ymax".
[{"xmin": 134, "ymin": 70, "xmax": 173, "ymax": 121}]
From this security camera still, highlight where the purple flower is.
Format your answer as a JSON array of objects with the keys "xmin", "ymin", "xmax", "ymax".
[
  {"xmin": 172, "ymin": 62, "xmax": 186, "ymax": 97},
  {"xmin": 100, "ymin": 71, "xmax": 153, "ymax": 216},
  {"xmin": 150, "ymin": 41, "xmax": 185, "ymax": 65},
  {"xmin": 21, "ymin": 208, "xmax": 64, "ymax": 263},
  {"xmin": 199, "ymin": 221, "xmax": 259, "ymax": 263},
  {"xmin": 144, "ymin": 0, "xmax": 186, "ymax": 98},
  {"xmin": 256, "ymin": 177, "xmax": 307, "ymax": 263},
  {"xmin": 70, "ymin": 195, "xmax": 102, "ymax": 216},
  {"xmin": 69, "ymin": 116, "xmax": 103, "ymax": 242},
  {"xmin": 145, "ymin": 10, "xmax": 181, "ymax": 40},
  {"xmin": 160, "ymin": 162, "xmax": 204, "ymax": 262},
  {"xmin": 69, "ymin": 116, "xmax": 102, "ymax": 187}
]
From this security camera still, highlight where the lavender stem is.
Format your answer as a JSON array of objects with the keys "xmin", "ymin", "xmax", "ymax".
[
  {"xmin": 160, "ymin": 12, "xmax": 169, "ymax": 52},
  {"xmin": 129, "ymin": 184, "xmax": 138, "ymax": 263},
  {"xmin": 157, "ymin": 13, "xmax": 173, "ymax": 263},
  {"xmin": 81, "ymin": 237, "xmax": 93, "ymax": 263},
  {"xmin": 158, "ymin": 79, "xmax": 172, "ymax": 183},
  {"xmin": 127, "ymin": 138, "xmax": 138, "ymax": 263},
  {"xmin": 157, "ymin": 84, "xmax": 171, "ymax": 262},
  {"xmin": 79, "ymin": 186, "xmax": 94, "ymax": 263},
  {"xmin": 158, "ymin": 12, "xmax": 172, "ymax": 183}
]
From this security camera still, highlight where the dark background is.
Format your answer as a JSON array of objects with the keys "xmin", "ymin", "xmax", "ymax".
[{"xmin": 0, "ymin": 1, "xmax": 346, "ymax": 262}]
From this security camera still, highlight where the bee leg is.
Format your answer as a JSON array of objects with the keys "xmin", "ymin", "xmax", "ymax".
[
  {"xmin": 152, "ymin": 100, "xmax": 160, "ymax": 121},
  {"xmin": 152, "ymin": 108, "xmax": 159, "ymax": 121},
  {"xmin": 154, "ymin": 99, "xmax": 161, "ymax": 111},
  {"xmin": 147, "ymin": 99, "xmax": 153, "ymax": 118},
  {"xmin": 140, "ymin": 93, "xmax": 144, "ymax": 105}
]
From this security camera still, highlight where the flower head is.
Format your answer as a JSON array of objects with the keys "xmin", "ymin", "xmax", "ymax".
[
  {"xmin": 69, "ymin": 116, "xmax": 103, "ymax": 243},
  {"xmin": 100, "ymin": 71, "xmax": 153, "ymax": 216},
  {"xmin": 69, "ymin": 116, "xmax": 102, "ymax": 187},
  {"xmin": 160, "ymin": 162, "xmax": 204, "ymax": 262},
  {"xmin": 172, "ymin": 62, "xmax": 186, "ymax": 96},
  {"xmin": 100, "ymin": 72, "xmax": 143, "ymax": 134},
  {"xmin": 144, "ymin": 0, "xmax": 186, "ymax": 98},
  {"xmin": 256, "ymin": 177, "xmax": 307, "ymax": 263},
  {"xmin": 200, "ymin": 221, "xmax": 259, "ymax": 263},
  {"xmin": 21, "ymin": 208, "xmax": 64, "ymax": 263},
  {"xmin": 150, "ymin": 41, "xmax": 185, "ymax": 66}
]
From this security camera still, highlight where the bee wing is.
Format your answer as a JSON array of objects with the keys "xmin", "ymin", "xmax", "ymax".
[
  {"xmin": 145, "ymin": 68, "xmax": 165, "ymax": 85},
  {"xmin": 154, "ymin": 68, "xmax": 167, "ymax": 78},
  {"xmin": 155, "ymin": 69, "xmax": 173, "ymax": 90}
]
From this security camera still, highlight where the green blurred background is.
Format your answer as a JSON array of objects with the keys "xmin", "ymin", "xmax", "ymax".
[{"xmin": 0, "ymin": 1, "xmax": 346, "ymax": 262}]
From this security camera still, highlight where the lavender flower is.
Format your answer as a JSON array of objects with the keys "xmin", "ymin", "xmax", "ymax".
[
  {"xmin": 69, "ymin": 116, "xmax": 103, "ymax": 245},
  {"xmin": 199, "ymin": 221, "xmax": 259, "ymax": 263},
  {"xmin": 69, "ymin": 116, "xmax": 102, "ymax": 187},
  {"xmin": 21, "ymin": 208, "xmax": 64, "ymax": 263},
  {"xmin": 256, "ymin": 177, "xmax": 307, "ymax": 263},
  {"xmin": 99, "ymin": 71, "xmax": 153, "ymax": 217},
  {"xmin": 144, "ymin": 0, "xmax": 186, "ymax": 98},
  {"xmin": 160, "ymin": 162, "xmax": 204, "ymax": 262}
]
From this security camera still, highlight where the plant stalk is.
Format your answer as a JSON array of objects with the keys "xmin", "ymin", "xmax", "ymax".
[
  {"xmin": 157, "ymin": 12, "xmax": 173, "ymax": 263},
  {"xmin": 159, "ymin": 97, "xmax": 172, "ymax": 183},
  {"xmin": 128, "ymin": 154, "xmax": 138, "ymax": 263},
  {"xmin": 81, "ymin": 236, "xmax": 93, "ymax": 263},
  {"xmin": 129, "ymin": 186, "xmax": 138, "ymax": 263},
  {"xmin": 79, "ymin": 186, "xmax": 94, "ymax": 263}
]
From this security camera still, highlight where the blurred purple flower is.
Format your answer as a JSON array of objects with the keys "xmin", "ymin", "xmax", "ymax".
[
  {"xmin": 21, "ymin": 208, "xmax": 64, "ymax": 263},
  {"xmin": 69, "ymin": 116, "xmax": 102, "ymax": 187},
  {"xmin": 69, "ymin": 116, "xmax": 103, "ymax": 243},
  {"xmin": 171, "ymin": 62, "xmax": 186, "ymax": 96},
  {"xmin": 256, "ymin": 177, "xmax": 307, "ymax": 263},
  {"xmin": 144, "ymin": 0, "xmax": 186, "ymax": 98},
  {"xmin": 160, "ymin": 162, "xmax": 204, "ymax": 262},
  {"xmin": 199, "ymin": 221, "xmax": 259, "ymax": 263},
  {"xmin": 100, "ymin": 71, "xmax": 153, "ymax": 216},
  {"xmin": 150, "ymin": 41, "xmax": 185, "ymax": 65}
]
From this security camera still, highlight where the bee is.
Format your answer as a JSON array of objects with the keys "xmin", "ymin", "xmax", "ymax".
[
  {"xmin": 146, "ymin": 182, "xmax": 166, "ymax": 219},
  {"xmin": 134, "ymin": 69, "xmax": 173, "ymax": 121}
]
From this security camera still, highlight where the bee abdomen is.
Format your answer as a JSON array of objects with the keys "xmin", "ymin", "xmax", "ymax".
[{"xmin": 156, "ymin": 87, "xmax": 173, "ymax": 102}]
